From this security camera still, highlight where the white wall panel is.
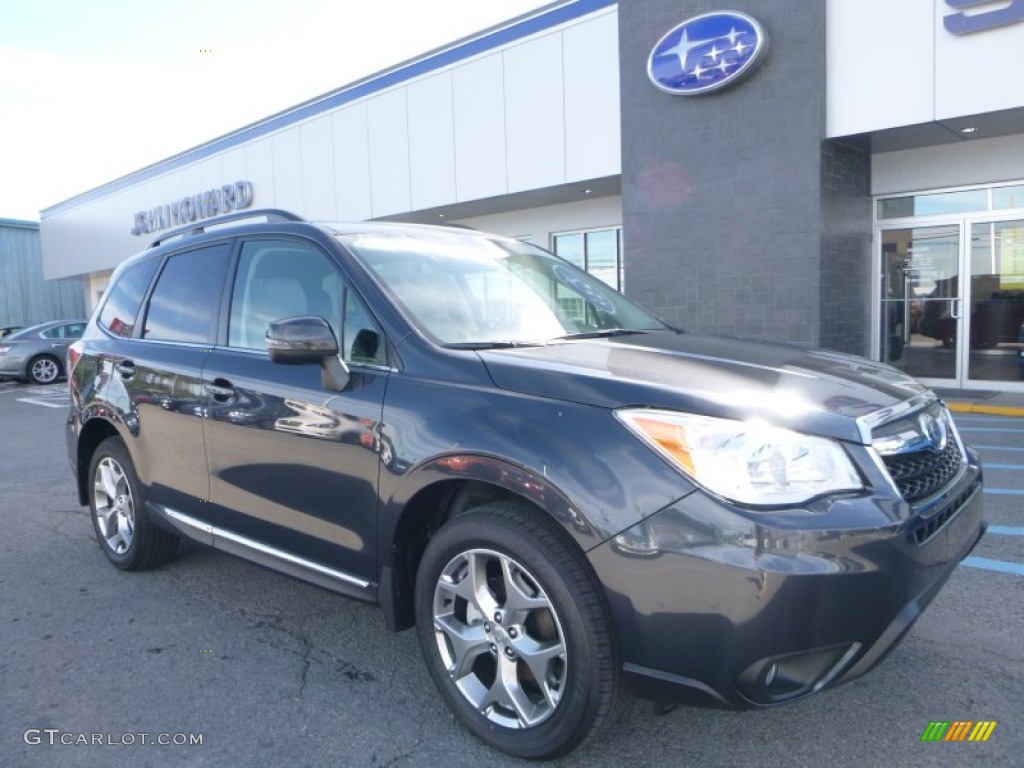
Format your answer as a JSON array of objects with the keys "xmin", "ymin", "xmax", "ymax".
[
  {"xmin": 332, "ymin": 105, "xmax": 372, "ymax": 221},
  {"xmin": 367, "ymin": 90, "xmax": 411, "ymax": 217},
  {"xmin": 564, "ymin": 11, "xmax": 620, "ymax": 181},
  {"xmin": 300, "ymin": 117, "xmax": 336, "ymax": 219},
  {"xmin": 457, "ymin": 195, "xmax": 622, "ymax": 245},
  {"xmin": 407, "ymin": 73, "xmax": 457, "ymax": 210},
  {"xmin": 272, "ymin": 130, "xmax": 304, "ymax": 213},
  {"xmin": 220, "ymin": 147, "xmax": 247, "ymax": 186},
  {"xmin": 826, "ymin": 0, "xmax": 934, "ymax": 137},
  {"xmin": 453, "ymin": 54, "xmax": 508, "ymax": 202},
  {"xmin": 245, "ymin": 139, "xmax": 277, "ymax": 209},
  {"xmin": 935, "ymin": 8, "xmax": 1024, "ymax": 119},
  {"xmin": 504, "ymin": 33, "xmax": 566, "ymax": 193},
  {"xmin": 872, "ymin": 134, "xmax": 1024, "ymax": 196}
]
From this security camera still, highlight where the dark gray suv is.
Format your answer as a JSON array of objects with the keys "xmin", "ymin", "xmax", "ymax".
[{"xmin": 67, "ymin": 210, "xmax": 985, "ymax": 759}]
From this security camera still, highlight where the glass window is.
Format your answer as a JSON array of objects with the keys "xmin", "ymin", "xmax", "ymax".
[
  {"xmin": 143, "ymin": 244, "xmax": 231, "ymax": 343},
  {"xmin": 228, "ymin": 240, "xmax": 342, "ymax": 351},
  {"xmin": 341, "ymin": 288, "xmax": 386, "ymax": 365},
  {"xmin": 41, "ymin": 322, "xmax": 86, "ymax": 339},
  {"xmin": 993, "ymin": 185, "xmax": 1024, "ymax": 210},
  {"xmin": 552, "ymin": 227, "xmax": 624, "ymax": 291},
  {"xmin": 878, "ymin": 189, "xmax": 988, "ymax": 219},
  {"xmin": 99, "ymin": 258, "xmax": 160, "ymax": 338},
  {"xmin": 343, "ymin": 230, "xmax": 663, "ymax": 346}
]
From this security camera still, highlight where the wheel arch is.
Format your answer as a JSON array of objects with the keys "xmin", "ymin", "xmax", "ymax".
[
  {"xmin": 75, "ymin": 416, "xmax": 121, "ymax": 505},
  {"xmin": 378, "ymin": 454, "xmax": 601, "ymax": 632}
]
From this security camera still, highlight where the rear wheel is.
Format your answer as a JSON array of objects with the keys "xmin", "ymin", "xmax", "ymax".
[
  {"xmin": 414, "ymin": 501, "xmax": 621, "ymax": 760},
  {"xmin": 27, "ymin": 354, "xmax": 61, "ymax": 384},
  {"xmin": 88, "ymin": 437, "xmax": 178, "ymax": 570}
]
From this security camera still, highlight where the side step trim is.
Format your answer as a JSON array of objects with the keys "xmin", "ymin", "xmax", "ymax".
[{"xmin": 158, "ymin": 506, "xmax": 371, "ymax": 589}]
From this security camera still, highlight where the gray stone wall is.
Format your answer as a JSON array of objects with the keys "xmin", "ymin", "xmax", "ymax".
[{"xmin": 619, "ymin": 0, "xmax": 872, "ymax": 353}]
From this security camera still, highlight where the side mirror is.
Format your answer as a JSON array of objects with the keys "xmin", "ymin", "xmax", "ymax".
[{"xmin": 265, "ymin": 316, "xmax": 349, "ymax": 391}]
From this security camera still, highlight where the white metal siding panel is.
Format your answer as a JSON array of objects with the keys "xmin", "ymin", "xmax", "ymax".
[
  {"xmin": 332, "ymin": 104, "xmax": 372, "ymax": 221},
  {"xmin": 300, "ymin": 117, "xmax": 337, "ymax": 219},
  {"xmin": 245, "ymin": 139, "xmax": 277, "ymax": 208},
  {"xmin": 934, "ymin": 6, "xmax": 1024, "ymax": 119},
  {"xmin": 826, "ymin": 0, "xmax": 934, "ymax": 137},
  {"xmin": 563, "ymin": 11, "xmax": 620, "ymax": 181},
  {"xmin": 452, "ymin": 54, "xmax": 508, "ymax": 202},
  {"xmin": 407, "ymin": 72, "xmax": 457, "ymax": 211},
  {"xmin": 504, "ymin": 33, "xmax": 566, "ymax": 193},
  {"xmin": 367, "ymin": 90, "xmax": 412, "ymax": 217},
  {"xmin": 872, "ymin": 134, "xmax": 1024, "ymax": 196},
  {"xmin": 272, "ymin": 130, "xmax": 305, "ymax": 213}
]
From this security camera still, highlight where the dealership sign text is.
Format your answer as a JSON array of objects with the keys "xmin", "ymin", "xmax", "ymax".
[{"xmin": 131, "ymin": 181, "xmax": 254, "ymax": 236}]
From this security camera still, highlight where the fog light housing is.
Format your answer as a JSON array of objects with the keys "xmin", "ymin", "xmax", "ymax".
[{"xmin": 736, "ymin": 643, "xmax": 861, "ymax": 704}]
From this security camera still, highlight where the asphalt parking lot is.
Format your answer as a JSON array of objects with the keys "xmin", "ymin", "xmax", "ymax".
[{"xmin": 1, "ymin": 380, "xmax": 1021, "ymax": 767}]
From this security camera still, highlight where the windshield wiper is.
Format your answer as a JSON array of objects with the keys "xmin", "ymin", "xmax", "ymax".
[
  {"xmin": 443, "ymin": 341, "xmax": 544, "ymax": 350},
  {"xmin": 549, "ymin": 329, "xmax": 655, "ymax": 341}
]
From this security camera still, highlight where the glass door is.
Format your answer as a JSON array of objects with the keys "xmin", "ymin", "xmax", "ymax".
[
  {"xmin": 966, "ymin": 219, "xmax": 1024, "ymax": 383},
  {"xmin": 880, "ymin": 225, "xmax": 963, "ymax": 382}
]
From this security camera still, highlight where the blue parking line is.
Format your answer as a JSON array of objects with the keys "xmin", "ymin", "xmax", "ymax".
[
  {"xmin": 984, "ymin": 488, "xmax": 1024, "ymax": 496},
  {"xmin": 954, "ymin": 416, "xmax": 1024, "ymax": 423},
  {"xmin": 958, "ymin": 427, "xmax": 1024, "ymax": 433},
  {"xmin": 974, "ymin": 444, "xmax": 1024, "ymax": 452},
  {"xmin": 988, "ymin": 526, "xmax": 1024, "ymax": 536},
  {"xmin": 961, "ymin": 556, "xmax": 1024, "ymax": 576},
  {"xmin": 982, "ymin": 463, "xmax": 1024, "ymax": 469}
]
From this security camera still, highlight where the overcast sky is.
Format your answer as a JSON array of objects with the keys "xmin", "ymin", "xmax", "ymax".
[{"xmin": 0, "ymin": 0, "xmax": 554, "ymax": 221}]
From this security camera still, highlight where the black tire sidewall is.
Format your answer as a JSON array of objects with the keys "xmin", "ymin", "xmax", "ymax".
[
  {"xmin": 88, "ymin": 437, "xmax": 143, "ymax": 569},
  {"xmin": 414, "ymin": 506, "xmax": 611, "ymax": 760}
]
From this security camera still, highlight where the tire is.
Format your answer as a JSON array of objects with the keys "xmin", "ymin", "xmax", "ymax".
[
  {"xmin": 27, "ymin": 354, "xmax": 61, "ymax": 385},
  {"xmin": 414, "ymin": 501, "xmax": 621, "ymax": 760},
  {"xmin": 88, "ymin": 437, "xmax": 179, "ymax": 571}
]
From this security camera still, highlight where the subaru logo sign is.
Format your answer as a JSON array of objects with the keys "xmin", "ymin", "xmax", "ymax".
[{"xmin": 648, "ymin": 11, "xmax": 768, "ymax": 96}]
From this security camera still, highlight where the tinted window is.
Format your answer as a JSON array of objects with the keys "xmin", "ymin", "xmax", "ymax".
[
  {"xmin": 41, "ymin": 323, "xmax": 86, "ymax": 339},
  {"xmin": 99, "ymin": 258, "xmax": 160, "ymax": 338},
  {"xmin": 228, "ymin": 240, "xmax": 342, "ymax": 351},
  {"xmin": 342, "ymin": 288, "xmax": 386, "ymax": 365},
  {"xmin": 144, "ymin": 244, "xmax": 231, "ymax": 343}
]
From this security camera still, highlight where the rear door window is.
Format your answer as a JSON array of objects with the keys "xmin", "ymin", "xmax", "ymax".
[{"xmin": 143, "ymin": 244, "xmax": 232, "ymax": 343}]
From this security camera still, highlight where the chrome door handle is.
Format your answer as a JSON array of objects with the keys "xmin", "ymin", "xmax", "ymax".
[
  {"xmin": 950, "ymin": 298, "xmax": 962, "ymax": 319},
  {"xmin": 205, "ymin": 380, "xmax": 235, "ymax": 400}
]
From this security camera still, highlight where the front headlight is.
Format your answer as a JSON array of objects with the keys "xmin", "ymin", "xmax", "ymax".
[{"xmin": 616, "ymin": 409, "xmax": 863, "ymax": 507}]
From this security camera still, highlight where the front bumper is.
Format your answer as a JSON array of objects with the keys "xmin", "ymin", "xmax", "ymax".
[{"xmin": 588, "ymin": 452, "xmax": 985, "ymax": 708}]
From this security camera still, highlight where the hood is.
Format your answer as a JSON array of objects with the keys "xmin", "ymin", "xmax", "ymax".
[{"xmin": 477, "ymin": 332, "xmax": 931, "ymax": 444}]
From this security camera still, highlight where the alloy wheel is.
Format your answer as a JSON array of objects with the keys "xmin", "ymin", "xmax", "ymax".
[
  {"xmin": 432, "ymin": 548, "xmax": 568, "ymax": 729},
  {"xmin": 93, "ymin": 457, "xmax": 135, "ymax": 554}
]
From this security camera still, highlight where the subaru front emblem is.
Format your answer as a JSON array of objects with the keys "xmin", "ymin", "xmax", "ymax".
[{"xmin": 648, "ymin": 11, "xmax": 768, "ymax": 96}]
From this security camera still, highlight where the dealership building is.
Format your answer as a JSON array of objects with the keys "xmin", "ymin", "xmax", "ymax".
[{"xmin": 40, "ymin": 0, "xmax": 1024, "ymax": 392}]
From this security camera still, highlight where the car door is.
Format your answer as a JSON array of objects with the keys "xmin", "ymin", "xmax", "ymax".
[
  {"xmin": 100, "ymin": 242, "xmax": 232, "ymax": 524},
  {"xmin": 202, "ymin": 237, "xmax": 389, "ymax": 584}
]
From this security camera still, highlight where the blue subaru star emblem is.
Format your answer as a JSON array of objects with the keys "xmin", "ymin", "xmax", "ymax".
[{"xmin": 648, "ymin": 11, "xmax": 768, "ymax": 96}]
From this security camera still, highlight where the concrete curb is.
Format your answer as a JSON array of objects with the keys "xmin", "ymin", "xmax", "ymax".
[{"xmin": 946, "ymin": 402, "xmax": 1024, "ymax": 417}]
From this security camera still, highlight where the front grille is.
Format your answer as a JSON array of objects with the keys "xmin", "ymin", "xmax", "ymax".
[
  {"xmin": 907, "ymin": 480, "xmax": 979, "ymax": 545},
  {"xmin": 882, "ymin": 438, "xmax": 962, "ymax": 504}
]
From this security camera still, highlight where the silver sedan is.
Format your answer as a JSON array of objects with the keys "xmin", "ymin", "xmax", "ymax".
[{"xmin": 0, "ymin": 320, "xmax": 88, "ymax": 384}]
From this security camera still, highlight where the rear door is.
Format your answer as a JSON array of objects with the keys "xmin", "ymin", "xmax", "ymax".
[
  {"xmin": 202, "ymin": 237, "xmax": 390, "ymax": 583},
  {"xmin": 102, "ymin": 242, "xmax": 232, "ymax": 523}
]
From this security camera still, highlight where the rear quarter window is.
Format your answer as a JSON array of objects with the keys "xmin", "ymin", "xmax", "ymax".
[{"xmin": 99, "ymin": 258, "xmax": 160, "ymax": 338}]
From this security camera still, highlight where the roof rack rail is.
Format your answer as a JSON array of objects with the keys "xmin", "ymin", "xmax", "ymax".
[{"xmin": 148, "ymin": 209, "xmax": 304, "ymax": 248}]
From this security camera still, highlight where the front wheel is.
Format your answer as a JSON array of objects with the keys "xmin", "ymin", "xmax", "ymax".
[
  {"xmin": 415, "ymin": 502, "xmax": 621, "ymax": 760},
  {"xmin": 27, "ymin": 354, "xmax": 61, "ymax": 384}
]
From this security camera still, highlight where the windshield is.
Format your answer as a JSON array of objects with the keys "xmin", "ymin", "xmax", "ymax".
[{"xmin": 339, "ymin": 231, "xmax": 668, "ymax": 346}]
